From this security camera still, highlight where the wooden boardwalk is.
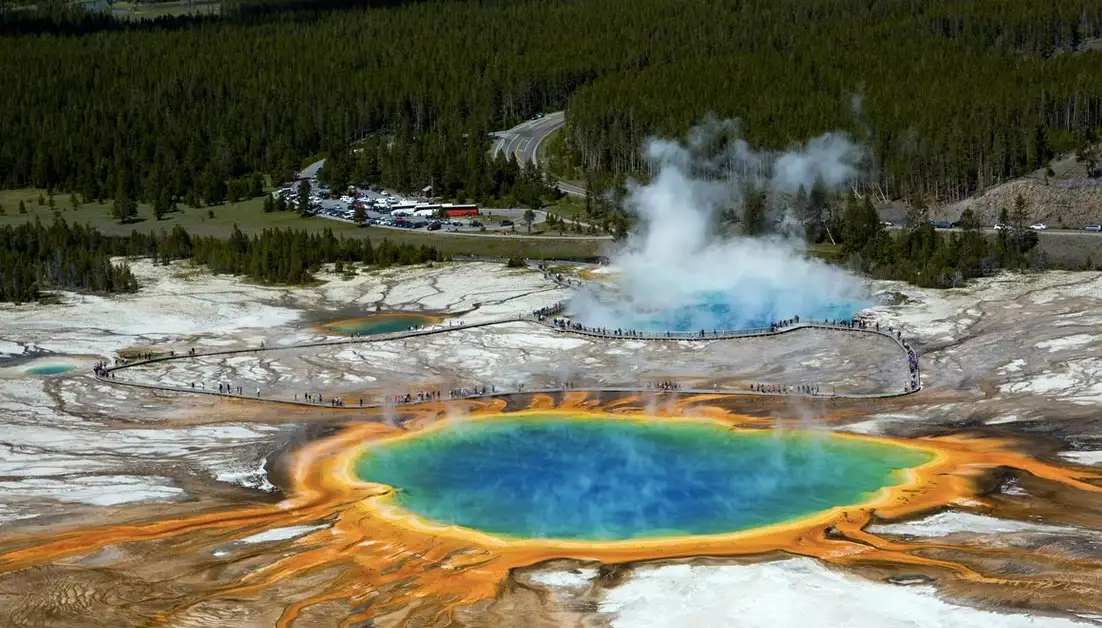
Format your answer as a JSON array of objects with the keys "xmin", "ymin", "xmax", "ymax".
[{"xmin": 93, "ymin": 315, "xmax": 922, "ymax": 408}]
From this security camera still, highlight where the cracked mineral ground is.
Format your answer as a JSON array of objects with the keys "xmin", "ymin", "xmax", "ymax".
[{"xmin": 0, "ymin": 261, "xmax": 1101, "ymax": 627}]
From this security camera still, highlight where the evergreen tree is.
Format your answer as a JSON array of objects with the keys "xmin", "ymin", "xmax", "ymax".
[
  {"xmin": 153, "ymin": 191, "xmax": 171, "ymax": 221},
  {"xmin": 958, "ymin": 207, "xmax": 981, "ymax": 231},
  {"xmin": 1011, "ymin": 192, "xmax": 1030, "ymax": 236},
  {"xmin": 1011, "ymin": 193, "xmax": 1038, "ymax": 254},
  {"xmin": 112, "ymin": 183, "xmax": 137, "ymax": 224},
  {"xmin": 905, "ymin": 196, "xmax": 929, "ymax": 229},
  {"xmin": 841, "ymin": 193, "xmax": 883, "ymax": 256},
  {"xmin": 297, "ymin": 179, "xmax": 312, "ymax": 215},
  {"xmin": 3, "ymin": 0, "xmax": 1102, "ymax": 209},
  {"xmin": 1078, "ymin": 137, "xmax": 1100, "ymax": 177},
  {"xmin": 741, "ymin": 189, "xmax": 767, "ymax": 236}
]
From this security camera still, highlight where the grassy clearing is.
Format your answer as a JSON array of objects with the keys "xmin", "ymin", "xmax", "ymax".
[
  {"xmin": 544, "ymin": 195, "xmax": 589, "ymax": 222},
  {"xmin": 806, "ymin": 242, "xmax": 845, "ymax": 263},
  {"xmin": 113, "ymin": 0, "xmax": 219, "ymax": 20},
  {"xmin": 0, "ymin": 188, "xmax": 604, "ymax": 260},
  {"xmin": 545, "ymin": 263, "xmax": 580, "ymax": 275},
  {"xmin": 373, "ymin": 229, "xmax": 605, "ymax": 259},
  {"xmin": 0, "ymin": 189, "xmax": 300, "ymax": 236}
]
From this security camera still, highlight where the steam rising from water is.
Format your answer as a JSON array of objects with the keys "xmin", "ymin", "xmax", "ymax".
[{"xmin": 571, "ymin": 119, "xmax": 870, "ymax": 332}]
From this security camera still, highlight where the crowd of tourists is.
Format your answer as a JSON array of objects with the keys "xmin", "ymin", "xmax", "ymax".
[
  {"xmin": 750, "ymin": 383, "xmax": 820, "ymax": 395},
  {"xmin": 905, "ymin": 342, "xmax": 920, "ymax": 391},
  {"xmin": 392, "ymin": 390, "xmax": 442, "ymax": 404},
  {"xmin": 535, "ymin": 263, "xmax": 579, "ymax": 288},
  {"xmin": 769, "ymin": 316, "xmax": 802, "ymax": 332},
  {"xmin": 92, "ymin": 292, "xmax": 924, "ymax": 405},
  {"xmin": 448, "ymin": 385, "xmax": 494, "ymax": 398},
  {"xmin": 386, "ymin": 385, "xmax": 498, "ymax": 405},
  {"xmin": 290, "ymin": 392, "xmax": 364, "ymax": 406},
  {"xmin": 533, "ymin": 301, "xmax": 566, "ymax": 321}
]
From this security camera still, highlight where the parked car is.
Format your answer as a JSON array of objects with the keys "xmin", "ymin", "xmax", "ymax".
[
  {"xmin": 501, "ymin": 220, "xmax": 514, "ymax": 227},
  {"xmin": 427, "ymin": 221, "xmax": 441, "ymax": 231},
  {"xmin": 880, "ymin": 220, "xmax": 894, "ymax": 227},
  {"xmin": 470, "ymin": 221, "xmax": 483, "ymax": 228},
  {"xmin": 930, "ymin": 220, "xmax": 952, "ymax": 229},
  {"xmin": 1029, "ymin": 223, "xmax": 1047, "ymax": 231},
  {"xmin": 1086, "ymin": 224, "xmax": 1102, "ymax": 232},
  {"xmin": 993, "ymin": 223, "xmax": 1011, "ymax": 231}
]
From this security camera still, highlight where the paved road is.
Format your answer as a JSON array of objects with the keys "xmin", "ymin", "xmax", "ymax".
[
  {"xmin": 886, "ymin": 225, "xmax": 1101, "ymax": 237},
  {"xmin": 556, "ymin": 180, "xmax": 586, "ymax": 196},
  {"xmin": 490, "ymin": 112, "xmax": 565, "ymax": 166},
  {"xmin": 299, "ymin": 158, "xmax": 325, "ymax": 180},
  {"xmin": 490, "ymin": 112, "xmax": 585, "ymax": 198},
  {"xmin": 307, "ymin": 113, "xmax": 565, "ymax": 182}
]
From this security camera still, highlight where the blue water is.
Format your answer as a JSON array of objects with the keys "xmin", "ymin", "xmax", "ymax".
[
  {"xmin": 632, "ymin": 290, "xmax": 865, "ymax": 332},
  {"xmin": 355, "ymin": 416, "xmax": 930, "ymax": 541},
  {"xmin": 26, "ymin": 364, "xmax": 74, "ymax": 376},
  {"xmin": 327, "ymin": 313, "xmax": 434, "ymax": 336},
  {"xmin": 571, "ymin": 288, "xmax": 867, "ymax": 333}
]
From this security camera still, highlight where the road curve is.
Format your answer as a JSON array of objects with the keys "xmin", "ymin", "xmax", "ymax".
[
  {"xmin": 299, "ymin": 158, "xmax": 325, "ymax": 180},
  {"xmin": 490, "ymin": 112, "xmax": 565, "ymax": 166},
  {"xmin": 490, "ymin": 112, "xmax": 586, "ymax": 197}
]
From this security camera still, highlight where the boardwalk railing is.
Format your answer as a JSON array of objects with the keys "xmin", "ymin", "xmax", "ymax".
[
  {"xmin": 94, "ymin": 261, "xmax": 920, "ymax": 403},
  {"xmin": 93, "ymin": 314, "xmax": 921, "ymax": 406},
  {"xmin": 92, "ymin": 379, "xmax": 920, "ymax": 412},
  {"xmin": 104, "ymin": 314, "xmax": 527, "ymax": 374}
]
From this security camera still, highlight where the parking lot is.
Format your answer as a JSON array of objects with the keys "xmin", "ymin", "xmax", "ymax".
[{"xmin": 273, "ymin": 179, "xmax": 547, "ymax": 235}]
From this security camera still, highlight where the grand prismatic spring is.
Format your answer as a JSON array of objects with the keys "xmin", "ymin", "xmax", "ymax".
[
  {"xmin": 354, "ymin": 414, "xmax": 932, "ymax": 540},
  {"xmin": 1, "ymin": 257, "xmax": 1102, "ymax": 628}
]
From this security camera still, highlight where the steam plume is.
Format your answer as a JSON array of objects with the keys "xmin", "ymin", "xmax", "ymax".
[{"xmin": 571, "ymin": 119, "xmax": 869, "ymax": 332}]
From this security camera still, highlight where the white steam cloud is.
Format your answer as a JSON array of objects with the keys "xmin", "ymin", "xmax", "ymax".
[{"xmin": 571, "ymin": 119, "xmax": 869, "ymax": 332}]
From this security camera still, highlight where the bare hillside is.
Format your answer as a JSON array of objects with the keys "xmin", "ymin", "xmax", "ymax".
[{"xmin": 936, "ymin": 179, "xmax": 1102, "ymax": 228}]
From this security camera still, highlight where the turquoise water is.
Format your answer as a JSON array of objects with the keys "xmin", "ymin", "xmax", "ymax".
[
  {"xmin": 355, "ymin": 416, "xmax": 931, "ymax": 541},
  {"xmin": 637, "ymin": 290, "xmax": 865, "ymax": 331},
  {"xmin": 327, "ymin": 313, "xmax": 434, "ymax": 336},
  {"xmin": 581, "ymin": 290, "xmax": 867, "ymax": 333},
  {"xmin": 26, "ymin": 364, "xmax": 74, "ymax": 376}
]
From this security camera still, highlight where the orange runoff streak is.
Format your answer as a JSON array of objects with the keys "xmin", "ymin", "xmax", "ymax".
[{"xmin": 1, "ymin": 395, "xmax": 1099, "ymax": 626}]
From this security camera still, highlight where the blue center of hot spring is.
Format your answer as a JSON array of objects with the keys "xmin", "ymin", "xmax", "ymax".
[
  {"xmin": 328, "ymin": 314, "xmax": 432, "ymax": 336},
  {"xmin": 584, "ymin": 290, "xmax": 866, "ymax": 333},
  {"xmin": 26, "ymin": 364, "xmax": 74, "ymax": 375},
  {"xmin": 354, "ymin": 416, "xmax": 930, "ymax": 541},
  {"xmin": 640, "ymin": 291, "xmax": 864, "ymax": 331}
]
